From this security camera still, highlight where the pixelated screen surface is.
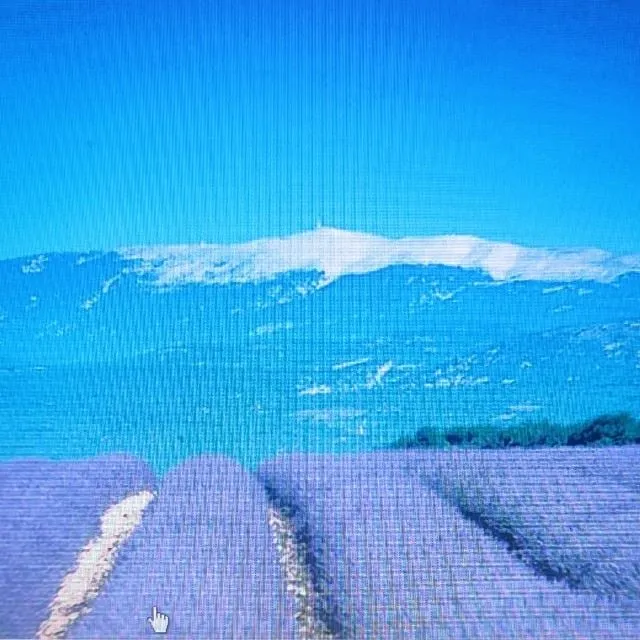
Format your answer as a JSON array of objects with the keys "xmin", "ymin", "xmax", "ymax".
[{"xmin": 1, "ymin": 1, "xmax": 639, "ymax": 637}]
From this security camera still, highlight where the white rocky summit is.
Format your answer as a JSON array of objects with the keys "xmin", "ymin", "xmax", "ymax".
[{"xmin": 119, "ymin": 227, "xmax": 640, "ymax": 288}]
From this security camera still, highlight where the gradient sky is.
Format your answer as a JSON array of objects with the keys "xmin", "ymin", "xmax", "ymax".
[{"xmin": 0, "ymin": 0, "xmax": 639, "ymax": 260}]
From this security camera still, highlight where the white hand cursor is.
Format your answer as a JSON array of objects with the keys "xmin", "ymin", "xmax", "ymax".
[{"xmin": 147, "ymin": 606, "xmax": 169, "ymax": 634}]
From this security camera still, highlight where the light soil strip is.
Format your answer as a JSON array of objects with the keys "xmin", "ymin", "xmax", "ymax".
[
  {"xmin": 267, "ymin": 507, "xmax": 335, "ymax": 640},
  {"xmin": 37, "ymin": 490, "xmax": 155, "ymax": 640}
]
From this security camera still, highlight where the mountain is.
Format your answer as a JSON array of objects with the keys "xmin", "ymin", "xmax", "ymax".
[{"xmin": 1, "ymin": 229, "xmax": 639, "ymax": 471}]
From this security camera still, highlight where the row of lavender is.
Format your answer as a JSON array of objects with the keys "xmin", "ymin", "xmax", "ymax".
[{"xmin": 2, "ymin": 447, "xmax": 640, "ymax": 638}]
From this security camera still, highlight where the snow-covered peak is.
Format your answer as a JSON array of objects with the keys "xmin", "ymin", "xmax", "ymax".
[{"xmin": 118, "ymin": 227, "xmax": 640, "ymax": 287}]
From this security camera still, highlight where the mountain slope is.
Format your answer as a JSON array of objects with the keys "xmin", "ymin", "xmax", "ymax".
[{"xmin": 1, "ymin": 230, "xmax": 639, "ymax": 470}]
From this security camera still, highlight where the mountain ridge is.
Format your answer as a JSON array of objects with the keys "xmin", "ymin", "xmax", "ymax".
[{"xmin": 6, "ymin": 228, "xmax": 640, "ymax": 288}]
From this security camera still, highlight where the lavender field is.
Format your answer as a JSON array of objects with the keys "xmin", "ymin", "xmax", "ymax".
[
  {"xmin": 2, "ymin": 446, "xmax": 639, "ymax": 638},
  {"xmin": 3, "ymin": 0, "xmax": 640, "ymax": 636}
]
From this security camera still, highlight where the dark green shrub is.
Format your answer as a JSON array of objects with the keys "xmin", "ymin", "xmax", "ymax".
[
  {"xmin": 413, "ymin": 427, "xmax": 431, "ymax": 447},
  {"xmin": 389, "ymin": 412, "xmax": 640, "ymax": 451},
  {"xmin": 567, "ymin": 413, "xmax": 637, "ymax": 446},
  {"xmin": 445, "ymin": 432, "xmax": 464, "ymax": 445},
  {"xmin": 445, "ymin": 430, "xmax": 477, "ymax": 446}
]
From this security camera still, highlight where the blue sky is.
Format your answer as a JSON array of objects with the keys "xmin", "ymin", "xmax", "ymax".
[{"xmin": 0, "ymin": 0, "xmax": 639, "ymax": 260}]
